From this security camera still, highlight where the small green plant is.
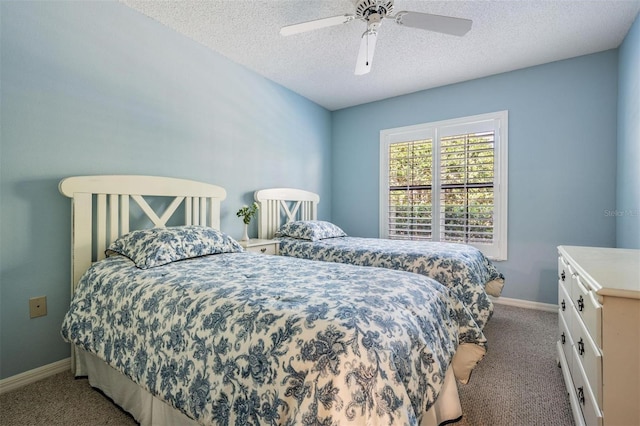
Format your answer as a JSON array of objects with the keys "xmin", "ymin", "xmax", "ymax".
[{"xmin": 236, "ymin": 202, "xmax": 259, "ymax": 225}]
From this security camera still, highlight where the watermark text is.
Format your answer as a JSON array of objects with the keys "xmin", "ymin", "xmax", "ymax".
[{"xmin": 604, "ymin": 209, "xmax": 639, "ymax": 217}]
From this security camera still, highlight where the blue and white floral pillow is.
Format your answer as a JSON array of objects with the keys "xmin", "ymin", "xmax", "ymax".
[
  {"xmin": 276, "ymin": 220, "xmax": 347, "ymax": 241},
  {"xmin": 106, "ymin": 225, "xmax": 244, "ymax": 269}
]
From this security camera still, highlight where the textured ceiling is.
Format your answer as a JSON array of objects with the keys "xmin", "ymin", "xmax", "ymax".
[{"xmin": 121, "ymin": 0, "xmax": 640, "ymax": 111}]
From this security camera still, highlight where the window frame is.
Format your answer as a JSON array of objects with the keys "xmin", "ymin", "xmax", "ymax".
[{"xmin": 379, "ymin": 111, "xmax": 508, "ymax": 260}]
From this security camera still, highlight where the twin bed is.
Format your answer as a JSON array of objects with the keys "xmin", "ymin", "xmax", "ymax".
[
  {"xmin": 59, "ymin": 175, "xmax": 498, "ymax": 426},
  {"xmin": 254, "ymin": 188, "xmax": 505, "ymax": 331}
]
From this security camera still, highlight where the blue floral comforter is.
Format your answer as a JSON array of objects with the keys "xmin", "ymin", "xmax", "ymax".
[
  {"xmin": 278, "ymin": 237, "xmax": 505, "ymax": 330},
  {"xmin": 61, "ymin": 252, "xmax": 486, "ymax": 426}
]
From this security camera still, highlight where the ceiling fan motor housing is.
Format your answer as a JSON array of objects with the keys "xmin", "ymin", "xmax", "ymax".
[{"xmin": 356, "ymin": 0, "xmax": 394, "ymax": 20}]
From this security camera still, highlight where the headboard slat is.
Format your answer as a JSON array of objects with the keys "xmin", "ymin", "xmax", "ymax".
[
  {"xmin": 159, "ymin": 197, "xmax": 185, "ymax": 226},
  {"xmin": 271, "ymin": 200, "xmax": 279, "ymax": 239},
  {"xmin": 208, "ymin": 198, "xmax": 215, "ymax": 229},
  {"xmin": 97, "ymin": 194, "xmax": 107, "ymax": 260},
  {"xmin": 120, "ymin": 195, "xmax": 129, "ymax": 235},
  {"xmin": 200, "ymin": 199, "xmax": 207, "ymax": 226},
  {"xmin": 185, "ymin": 197, "xmax": 192, "ymax": 225},
  {"xmin": 131, "ymin": 195, "xmax": 162, "ymax": 226},
  {"xmin": 192, "ymin": 198, "xmax": 200, "ymax": 225},
  {"xmin": 109, "ymin": 194, "xmax": 119, "ymax": 243}
]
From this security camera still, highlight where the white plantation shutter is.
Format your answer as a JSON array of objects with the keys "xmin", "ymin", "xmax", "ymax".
[
  {"xmin": 439, "ymin": 131, "xmax": 495, "ymax": 244},
  {"xmin": 380, "ymin": 111, "xmax": 508, "ymax": 260},
  {"xmin": 388, "ymin": 139, "xmax": 433, "ymax": 239}
]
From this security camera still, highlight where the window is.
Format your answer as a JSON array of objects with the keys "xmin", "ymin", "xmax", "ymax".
[{"xmin": 380, "ymin": 111, "xmax": 508, "ymax": 260}]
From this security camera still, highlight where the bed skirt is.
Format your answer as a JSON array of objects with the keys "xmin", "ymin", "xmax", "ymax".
[
  {"xmin": 77, "ymin": 347, "xmax": 465, "ymax": 426},
  {"xmin": 485, "ymin": 278, "xmax": 505, "ymax": 297}
]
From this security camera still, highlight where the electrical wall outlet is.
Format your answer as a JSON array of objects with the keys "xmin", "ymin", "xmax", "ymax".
[{"xmin": 29, "ymin": 296, "xmax": 47, "ymax": 318}]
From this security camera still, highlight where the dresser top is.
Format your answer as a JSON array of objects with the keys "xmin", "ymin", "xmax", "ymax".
[{"xmin": 559, "ymin": 245, "xmax": 640, "ymax": 299}]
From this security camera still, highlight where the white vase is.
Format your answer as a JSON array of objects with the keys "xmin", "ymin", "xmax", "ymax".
[{"xmin": 241, "ymin": 224, "xmax": 249, "ymax": 241}]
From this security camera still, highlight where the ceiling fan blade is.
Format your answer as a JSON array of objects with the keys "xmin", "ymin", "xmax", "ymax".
[
  {"xmin": 355, "ymin": 30, "xmax": 378, "ymax": 75},
  {"xmin": 280, "ymin": 14, "xmax": 355, "ymax": 36},
  {"xmin": 394, "ymin": 11, "xmax": 472, "ymax": 36}
]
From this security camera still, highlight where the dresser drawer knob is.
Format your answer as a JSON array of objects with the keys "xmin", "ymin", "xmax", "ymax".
[
  {"xmin": 577, "ymin": 338, "xmax": 585, "ymax": 356},
  {"xmin": 561, "ymin": 300, "xmax": 565, "ymax": 311},
  {"xmin": 577, "ymin": 295, "xmax": 584, "ymax": 312},
  {"xmin": 561, "ymin": 332, "xmax": 565, "ymax": 344},
  {"xmin": 260, "ymin": 248, "xmax": 267, "ymax": 253},
  {"xmin": 561, "ymin": 271, "xmax": 566, "ymax": 281},
  {"xmin": 577, "ymin": 387, "xmax": 585, "ymax": 405}
]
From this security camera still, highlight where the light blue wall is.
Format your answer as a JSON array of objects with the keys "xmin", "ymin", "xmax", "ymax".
[
  {"xmin": 0, "ymin": 2, "xmax": 331, "ymax": 379},
  {"xmin": 331, "ymin": 51, "xmax": 619, "ymax": 305},
  {"xmin": 617, "ymin": 12, "xmax": 640, "ymax": 249}
]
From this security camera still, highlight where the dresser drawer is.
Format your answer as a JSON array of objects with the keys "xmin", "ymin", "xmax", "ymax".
[
  {"xmin": 570, "ymin": 306, "xmax": 602, "ymax": 407},
  {"xmin": 558, "ymin": 342, "xmax": 586, "ymax": 426},
  {"xmin": 245, "ymin": 244, "xmax": 277, "ymax": 255},
  {"xmin": 558, "ymin": 256, "xmax": 572, "ymax": 285},
  {"xmin": 558, "ymin": 279, "xmax": 573, "ymax": 333},
  {"xmin": 571, "ymin": 348, "xmax": 603, "ymax": 426},
  {"xmin": 559, "ymin": 311, "xmax": 573, "ymax": 373},
  {"xmin": 572, "ymin": 275, "xmax": 602, "ymax": 348}
]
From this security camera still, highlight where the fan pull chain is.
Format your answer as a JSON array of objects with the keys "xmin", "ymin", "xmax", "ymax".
[{"xmin": 366, "ymin": 32, "xmax": 370, "ymax": 66}]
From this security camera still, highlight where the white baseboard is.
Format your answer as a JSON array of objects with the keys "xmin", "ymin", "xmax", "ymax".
[
  {"xmin": 0, "ymin": 357, "xmax": 71, "ymax": 395},
  {"xmin": 491, "ymin": 296, "xmax": 558, "ymax": 313}
]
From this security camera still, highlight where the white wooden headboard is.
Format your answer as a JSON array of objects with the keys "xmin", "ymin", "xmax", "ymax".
[
  {"xmin": 254, "ymin": 188, "xmax": 319, "ymax": 239},
  {"xmin": 59, "ymin": 175, "xmax": 227, "ymax": 294}
]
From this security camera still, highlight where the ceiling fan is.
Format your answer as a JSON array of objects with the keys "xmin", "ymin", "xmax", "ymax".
[{"xmin": 280, "ymin": 0, "xmax": 472, "ymax": 75}]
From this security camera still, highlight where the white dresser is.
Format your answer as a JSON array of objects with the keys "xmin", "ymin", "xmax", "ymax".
[{"xmin": 557, "ymin": 245, "xmax": 640, "ymax": 426}]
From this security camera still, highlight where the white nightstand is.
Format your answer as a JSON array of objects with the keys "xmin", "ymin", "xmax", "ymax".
[{"xmin": 240, "ymin": 239, "xmax": 279, "ymax": 255}]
